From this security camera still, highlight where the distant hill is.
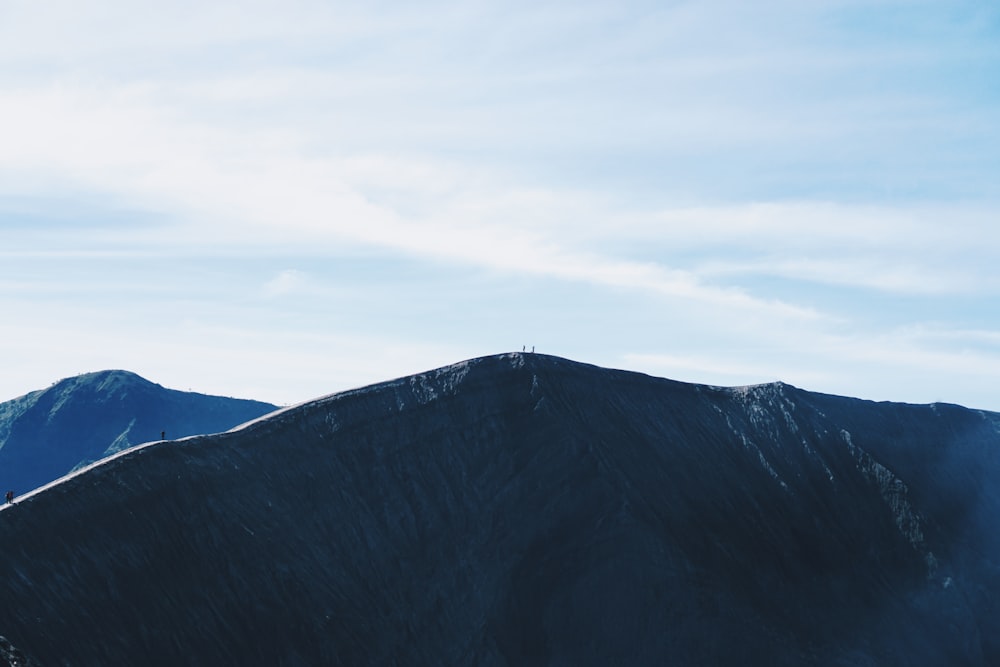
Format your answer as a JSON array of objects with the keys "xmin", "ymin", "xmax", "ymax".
[
  {"xmin": 0, "ymin": 353, "xmax": 998, "ymax": 665},
  {"xmin": 0, "ymin": 370, "xmax": 278, "ymax": 494}
]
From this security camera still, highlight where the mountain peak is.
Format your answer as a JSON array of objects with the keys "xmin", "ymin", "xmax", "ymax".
[
  {"xmin": 70, "ymin": 368, "xmax": 148, "ymax": 383},
  {"xmin": 0, "ymin": 371, "xmax": 277, "ymax": 494},
  {"xmin": 2, "ymin": 356, "xmax": 998, "ymax": 664},
  {"xmin": 48, "ymin": 369, "xmax": 155, "ymax": 397}
]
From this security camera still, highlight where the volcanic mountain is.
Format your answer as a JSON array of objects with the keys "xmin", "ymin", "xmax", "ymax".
[
  {"xmin": 0, "ymin": 353, "xmax": 998, "ymax": 665},
  {"xmin": 0, "ymin": 370, "xmax": 278, "ymax": 494}
]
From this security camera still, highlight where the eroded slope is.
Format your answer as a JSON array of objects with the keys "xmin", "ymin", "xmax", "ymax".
[{"xmin": 0, "ymin": 354, "xmax": 997, "ymax": 666}]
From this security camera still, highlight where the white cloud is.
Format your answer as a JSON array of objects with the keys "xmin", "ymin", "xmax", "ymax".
[
  {"xmin": 0, "ymin": 0, "xmax": 998, "ymax": 412},
  {"xmin": 262, "ymin": 270, "xmax": 307, "ymax": 298},
  {"xmin": 694, "ymin": 257, "xmax": 985, "ymax": 296},
  {"xmin": 621, "ymin": 353, "xmax": 791, "ymax": 387},
  {"xmin": 0, "ymin": 73, "xmax": 994, "ymax": 302},
  {"xmin": 0, "ymin": 83, "xmax": 834, "ymax": 324},
  {"xmin": 621, "ymin": 321, "xmax": 1000, "ymax": 409}
]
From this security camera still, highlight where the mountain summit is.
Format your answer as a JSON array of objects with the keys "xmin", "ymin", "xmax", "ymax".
[
  {"xmin": 0, "ymin": 370, "xmax": 278, "ymax": 494},
  {"xmin": 0, "ymin": 353, "xmax": 998, "ymax": 665}
]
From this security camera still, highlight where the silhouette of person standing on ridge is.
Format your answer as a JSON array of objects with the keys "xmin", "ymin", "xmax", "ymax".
[{"xmin": 5, "ymin": 490, "xmax": 13, "ymax": 505}]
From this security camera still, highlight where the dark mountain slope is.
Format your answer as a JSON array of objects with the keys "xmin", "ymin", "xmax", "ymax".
[
  {"xmin": 0, "ymin": 370, "xmax": 278, "ymax": 494},
  {"xmin": 0, "ymin": 353, "xmax": 997, "ymax": 666}
]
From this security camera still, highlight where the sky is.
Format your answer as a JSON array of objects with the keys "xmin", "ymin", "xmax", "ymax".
[{"xmin": 1, "ymin": 0, "xmax": 999, "ymax": 410}]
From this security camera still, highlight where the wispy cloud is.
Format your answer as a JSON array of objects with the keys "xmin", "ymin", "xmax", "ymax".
[
  {"xmin": 0, "ymin": 82, "xmax": 834, "ymax": 323},
  {"xmin": 0, "ymin": 0, "xmax": 998, "ymax": 409},
  {"xmin": 262, "ymin": 270, "xmax": 307, "ymax": 298}
]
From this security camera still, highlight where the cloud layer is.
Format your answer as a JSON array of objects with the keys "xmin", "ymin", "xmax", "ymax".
[{"xmin": 1, "ymin": 0, "xmax": 998, "ymax": 408}]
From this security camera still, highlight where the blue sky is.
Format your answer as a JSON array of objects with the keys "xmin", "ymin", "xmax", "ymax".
[{"xmin": 2, "ymin": 0, "xmax": 999, "ymax": 409}]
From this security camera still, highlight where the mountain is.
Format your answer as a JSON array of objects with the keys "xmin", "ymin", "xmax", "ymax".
[
  {"xmin": 0, "ymin": 353, "xmax": 998, "ymax": 666},
  {"xmin": 0, "ymin": 370, "xmax": 278, "ymax": 495}
]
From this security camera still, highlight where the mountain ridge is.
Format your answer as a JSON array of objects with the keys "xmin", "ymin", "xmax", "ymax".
[
  {"xmin": 0, "ymin": 353, "xmax": 998, "ymax": 665},
  {"xmin": 0, "ymin": 369, "xmax": 279, "ymax": 494}
]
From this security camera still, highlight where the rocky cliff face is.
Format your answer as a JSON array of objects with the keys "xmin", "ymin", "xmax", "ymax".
[
  {"xmin": 0, "ymin": 370, "xmax": 278, "ymax": 494},
  {"xmin": 0, "ymin": 353, "xmax": 997, "ymax": 666}
]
